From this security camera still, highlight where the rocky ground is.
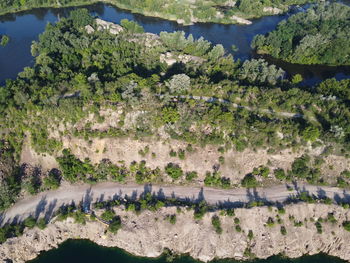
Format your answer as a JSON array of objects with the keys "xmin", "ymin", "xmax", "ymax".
[{"xmin": 1, "ymin": 203, "xmax": 350, "ymax": 262}]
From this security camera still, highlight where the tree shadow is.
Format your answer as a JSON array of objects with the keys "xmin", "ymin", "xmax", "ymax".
[
  {"xmin": 34, "ymin": 195, "xmax": 48, "ymax": 220},
  {"xmin": 82, "ymin": 187, "xmax": 94, "ymax": 211},
  {"xmin": 45, "ymin": 199, "xmax": 57, "ymax": 222}
]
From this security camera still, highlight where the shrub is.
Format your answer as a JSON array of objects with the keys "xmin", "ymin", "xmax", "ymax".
[
  {"xmin": 274, "ymin": 168, "xmax": 286, "ymax": 180},
  {"xmin": 211, "ymin": 215, "xmax": 223, "ymax": 234},
  {"xmin": 343, "ymin": 221, "xmax": 350, "ymax": 232},
  {"xmin": 101, "ymin": 209, "xmax": 115, "ymax": 222},
  {"xmin": 37, "ymin": 218, "xmax": 47, "ymax": 230},
  {"xmin": 248, "ymin": 230, "xmax": 253, "ymax": 240},
  {"xmin": 109, "ymin": 217, "xmax": 122, "ymax": 233},
  {"xmin": 165, "ymin": 163, "xmax": 183, "ymax": 180},
  {"xmin": 178, "ymin": 149, "xmax": 186, "ymax": 160},
  {"xmin": 204, "ymin": 172, "xmax": 231, "ymax": 188},
  {"xmin": 266, "ymin": 217, "xmax": 275, "ymax": 227},
  {"xmin": 185, "ymin": 171, "xmax": 198, "ymax": 181},
  {"xmin": 241, "ymin": 174, "xmax": 258, "ymax": 188},
  {"xmin": 24, "ymin": 216, "xmax": 37, "ymax": 229},
  {"xmin": 280, "ymin": 226, "xmax": 287, "ymax": 235},
  {"xmin": 166, "ymin": 214, "xmax": 176, "ymax": 224},
  {"xmin": 315, "ymin": 221, "xmax": 323, "ymax": 234},
  {"xmin": 235, "ymin": 225, "xmax": 242, "ymax": 232}
]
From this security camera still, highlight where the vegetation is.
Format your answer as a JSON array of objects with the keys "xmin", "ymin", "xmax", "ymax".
[
  {"xmin": 211, "ymin": 215, "xmax": 223, "ymax": 234},
  {"xmin": 241, "ymin": 174, "xmax": 258, "ymax": 188},
  {"xmin": 252, "ymin": 3, "xmax": 350, "ymax": 65},
  {"xmin": 0, "ymin": 0, "xmax": 317, "ymax": 25},
  {"xmin": 204, "ymin": 172, "xmax": 231, "ymax": 188},
  {"xmin": 0, "ymin": 8, "xmax": 349, "ymax": 211},
  {"xmin": 0, "ymin": 35, "xmax": 9, "ymax": 46}
]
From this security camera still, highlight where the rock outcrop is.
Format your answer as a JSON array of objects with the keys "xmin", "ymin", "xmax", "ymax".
[{"xmin": 1, "ymin": 203, "xmax": 350, "ymax": 262}]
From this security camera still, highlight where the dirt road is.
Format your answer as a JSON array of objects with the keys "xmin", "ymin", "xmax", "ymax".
[{"xmin": 1, "ymin": 182, "xmax": 348, "ymax": 226}]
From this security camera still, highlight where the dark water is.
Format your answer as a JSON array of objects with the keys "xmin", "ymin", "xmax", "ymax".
[
  {"xmin": 27, "ymin": 239, "xmax": 346, "ymax": 263},
  {"xmin": 1, "ymin": 2, "xmax": 350, "ymax": 85}
]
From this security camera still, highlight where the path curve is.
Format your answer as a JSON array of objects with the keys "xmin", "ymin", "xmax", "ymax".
[{"xmin": 1, "ymin": 182, "xmax": 349, "ymax": 226}]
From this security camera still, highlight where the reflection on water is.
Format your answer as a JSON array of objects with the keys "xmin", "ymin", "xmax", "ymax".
[
  {"xmin": 0, "ymin": 2, "xmax": 349, "ymax": 85},
  {"xmin": 28, "ymin": 239, "xmax": 347, "ymax": 263}
]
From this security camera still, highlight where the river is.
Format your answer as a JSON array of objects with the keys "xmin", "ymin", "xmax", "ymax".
[
  {"xmin": 27, "ymin": 239, "xmax": 346, "ymax": 263},
  {"xmin": 0, "ymin": 1, "xmax": 350, "ymax": 86}
]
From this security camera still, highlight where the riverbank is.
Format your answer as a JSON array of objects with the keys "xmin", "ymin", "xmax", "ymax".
[
  {"xmin": 0, "ymin": 0, "xmax": 312, "ymax": 25},
  {"xmin": 2, "ymin": 203, "xmax": 350, "ymax": 262}
]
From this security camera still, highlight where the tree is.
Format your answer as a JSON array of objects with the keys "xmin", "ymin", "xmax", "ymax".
[
  {"xmin": 166, "ymin": 74, "xmax": 190, "ymax": 94},
  {"xmin": 120, "ymin": 19, "xmax": 144, "ymax": 34},
  {"xmin": 108, "ymin": 217, "xmax": 122, "ymax": 233},
  {"xmin": 69, "ymin": 9, "xmax": 93, "ymax": 28},
  {"xmin": 302, "ymin": 126, "xmax": 320, "ymax": 142},
  {"xmin": 241, "ymin": 174, "xmax": 258, "ymax": 188},
  {"xmin": 165, "ymin": 163, "xmax": 183, "ymax": 180}
]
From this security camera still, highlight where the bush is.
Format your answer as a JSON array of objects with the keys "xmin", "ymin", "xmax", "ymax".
[
  {"xmin": 315, "ymin": 221, "xmax": 323, "ymax": 234},
  {"xmin": 24, "ymin": 216, "xmax": 36, "ymax": 229},
  {"xmin": 235, "ymin": 225, "xmax": 242, "ymax": 232},
  {"xmin": 165, "ymin": 163, "xmax": 183, "ymax": 180},
  {"xmin": 185, "ymin": 171, "xmax": 198, "ymax": 181},
  {"xmin": 101, "ymin": 209, "xmax": 115, "ymax": 222},
  {"xmin": 241, "ymin": 174, "xmax": 258, "ymax": 188},
  {"xmin": 248, "ymin": 230, "xmax": 253, "ymax": 240},
  {"xmin": 166, "ymin": 214, "xmax": 177, "ymax": 224},
  {"xmin": 109, "ymin": 217, "xmax": 122, "ymax": 233},
  {"xmin": 266, "ymin": 217, "xmax": 275, "ymax": 227},
  {"xmin": 274, "ymin": 168, "xmax": 286, "ymax": 180},
  {"xmin": 37, "ymin": 218, "xmax": 47, "ymax": 230},
  {"xmin": 204, "ymin": 172, "xmax": 231, "ymax": 188},
  {"xmin": 211, "ymin": 215, "xmax": 223, "ymax": 234},
  {"xmin": 280, "ymin": 226, "xmax": 287, "ymax": 235},
  {"xmin": 343, "ymin": 221, "xmax": 350, "ymax": 232}
]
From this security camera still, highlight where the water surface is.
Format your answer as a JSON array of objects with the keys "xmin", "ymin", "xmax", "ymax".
[
  {"xmin": 1, "ymin": 2, "xmax": 350, "ymax": 85},
  {"xmin": 27, "ymin": 239, "xmax": 347, "ymax": 263}
]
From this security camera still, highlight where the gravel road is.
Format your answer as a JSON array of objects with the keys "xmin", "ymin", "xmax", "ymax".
[{"xmin": 1, "ymin": 182, "xmax": 349, "ymax": 226}]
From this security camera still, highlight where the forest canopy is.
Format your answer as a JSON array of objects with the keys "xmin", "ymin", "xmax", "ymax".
[{"xmin": 252, "ymin": 2, "xmax": 350, "ymax": 66}]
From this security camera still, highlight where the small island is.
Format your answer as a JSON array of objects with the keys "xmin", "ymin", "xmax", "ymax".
[{"xmin": 0, "ymin": 35, "xmax": 10, "ymax": 46}]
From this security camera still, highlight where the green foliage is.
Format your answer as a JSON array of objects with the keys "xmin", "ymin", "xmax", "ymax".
[
  {"xmin": 211, "ymin": 215, "xmax": 223, "ymax": 234},
  {"xmin": 166, "ymin": 214, "xmax": 176, "ymax": 224},
  {"xmin": 165, "ymin": 163, "xmax": 183, "ymax": 180},
  {"xmin": 43, "ymin": 170, "xmax": 61, "ymax": 190},
  {"xmin": 69, "ymin": 8, "xmax": 93, "ymax": 28},
  {"xmin": 120, "ymin": 19, "xmax": 144, "ymax": 34},
  {"xmin": 108, "ymin": 216, "xmax": 122, "ymax": 233},
  {"xmin": 280, "ymin": 226, "xmax": 287, "ymax": 235},
  {"xmin": 266, "ymin": 217, "xmax": 275, "ymax": 227},
  {"xmin": 274, "ymin": 168, "xmax": 286, "ymax": 180},
  {"xmin": 241, "ymin": 174, "xmax": 258, "ymax": 188},
  {"xmin": 72, "ymin": 210, "xmax": 86, "ymax": 225},
  {"xmin": 204, "ymin": 172, "xmax": 231, "ymax": 188},
  {"xmin": 37, "ymin": 218, "xmax": 47, "ymax": 230},
  {"xmin": 252, "ymin": 166, "xmax": 270, "ymax": 178},
  {"xmin": 193, "ymin": 201, "xmax": 208, "ymax": 220},
  {"xmin": 315, "ymin": 221, "xmax": 323, "ymax": 234},
  {"xmin": 252, "ymin": 3, "xmax": 350, "ymax": 66},
  {"xmin": 57, "ymin": 149, "xmax": 95, "ymax": 183},
  {"xmin": 302, "ymin": 126, "xmax": 320, "ymax": 142},
  {"xmin": 248, "ymin": 230, "xmax": 254, "ymax": 240},
  {"xmin": 24, "ymin": 216, "xmax": 37, "ymax": 229},
  {"xmin": 0, "ymin": 35, "xmax": 9, "ymax": 46},
  {"xmin": 185, "ymin": 171, "xmax": 198, "ymax": 181},
  {"xmin": 161, "ymin": 107, "xmax": 180, "ymax": 124},
  {"xmin": 343, "ymin": 221, "xmax": 350, "ymax": 232},
  {"xmin": 101, "ymin": 209, "xmax": 116, "ymax": 222}
]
